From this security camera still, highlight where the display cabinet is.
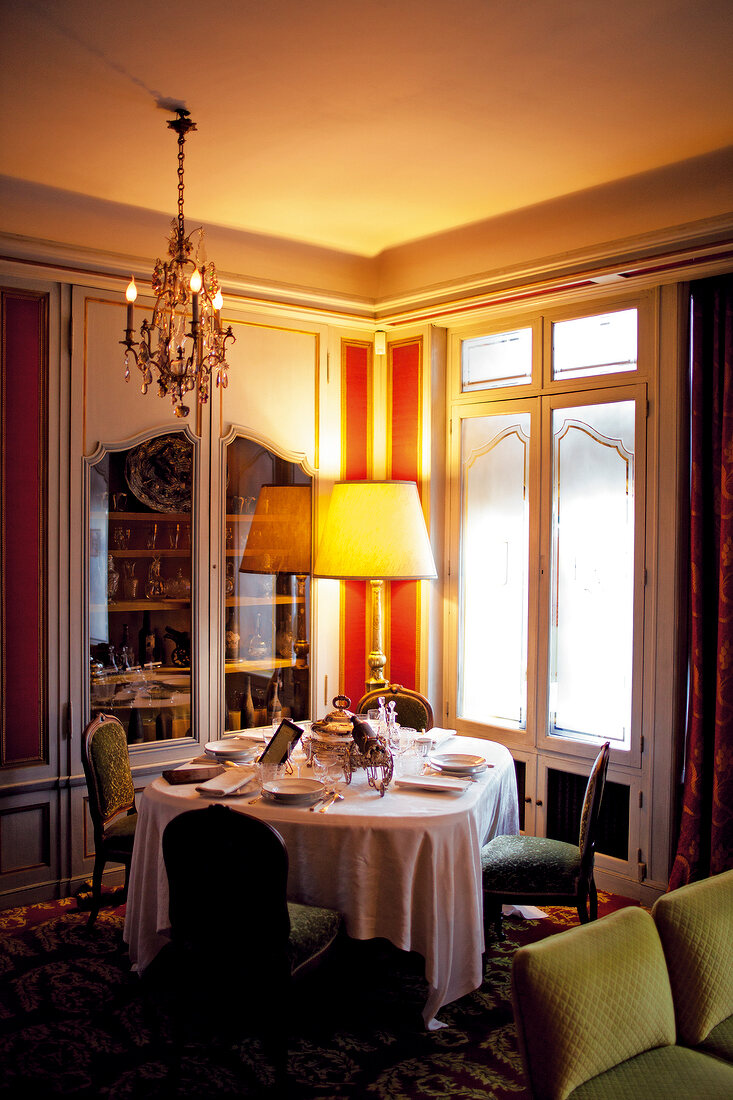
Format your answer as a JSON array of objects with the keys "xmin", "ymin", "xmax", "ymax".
[
  {"xmin": 86, "ymin": 431, "xmax": 194, "ymax": 743},
  {"xmin": 222, "ymin": 435, "xmax": 312, "ymax": 731}
]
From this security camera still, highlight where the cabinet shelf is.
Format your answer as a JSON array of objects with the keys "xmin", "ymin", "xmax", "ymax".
[
  {"xmin": 108, "ymin": 549, "xmax": 190, "ymax": 558},
  {"xmin": 99, "ymin": 599, "xmax": 191, "ymax": 611},
  {"xmin": 225, "ymin": 657, "xmax": 293, "ymax": 674},
  {"xmin": 225, "ymin": 594, "xmax": 301, "ymax": 607},
  {"xmin": 107, "ymin": 511, "xmax": 191, "ymax": 523}
]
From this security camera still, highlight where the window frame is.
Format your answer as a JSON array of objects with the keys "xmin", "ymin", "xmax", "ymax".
[{"xmin": 445, "ymin": 289, "xmax": 655, "ymax": 772}]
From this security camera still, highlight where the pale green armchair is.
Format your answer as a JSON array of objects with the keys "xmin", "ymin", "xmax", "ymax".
[
  {"xmin": 652, "ymin": 868, "xmax": 733, "ymax": 1064},
  {"xmin": 511, "ymin": 905, "xmax": 733, "ymax": 1099}
]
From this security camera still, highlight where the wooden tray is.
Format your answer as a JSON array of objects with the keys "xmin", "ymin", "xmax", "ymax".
[{"xmin": 162, "ymin": 763, "xmax": 226, "ymax": 784}]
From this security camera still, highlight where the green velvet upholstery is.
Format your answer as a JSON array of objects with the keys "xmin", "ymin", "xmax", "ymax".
[
  {"xmin": 512, "ymin": 907, "xmax": 677, "ymax": 1100},
  {"xmin": 511, "ymin": 903, "xmax": 733, "ymax": 1100},
  {"xmin": 81, "ymin": 713, "xmax": 137, "ymax": 929},
  {"xmin": 652, "ymin": 868, "xmax": 733, "ymax": 1055},
  {"xmin": 482, "ymin": 742, "xmax": 610, "ymax": 938},
  {"xmin": 356, "ymin": 683, "xmax": 434, "ymax": 731},
  {"xmin": 569, "ymin": 1044, "xmax": 733, "ymax": 1099},
  {"xmin": 287, "ymin": 901, "xmax": 343, "ymax": 978}
]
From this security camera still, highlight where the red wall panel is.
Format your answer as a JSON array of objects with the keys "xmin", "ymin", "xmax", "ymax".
[
  {"xmin": 388, "ymin": 338, "xmax": 423, "ymax": 690},
  {"xmin": 340, "ymin": 341, "xmax": 371, "ymax": 708},
  {"xmin": 1, "ymin": 291, "xmax": 48, "ymax": 767}
]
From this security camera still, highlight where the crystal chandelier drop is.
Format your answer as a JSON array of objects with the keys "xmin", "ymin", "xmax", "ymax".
[{"xmin": 121, "ymin": 108, "xmax": 235, "ymax": 418}]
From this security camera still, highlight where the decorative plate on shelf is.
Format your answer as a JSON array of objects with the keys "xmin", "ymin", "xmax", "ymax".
[{"xmin": 125, "ymin": 436, "xmax": 193, "ymax": 513}]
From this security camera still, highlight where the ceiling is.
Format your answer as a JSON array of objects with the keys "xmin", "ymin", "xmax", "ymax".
[{"xmin": 2, "ymin": 0, "xmax": 732, "ymax": 265}]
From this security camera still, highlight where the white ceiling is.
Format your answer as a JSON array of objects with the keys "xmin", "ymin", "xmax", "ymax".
[{"xmin": 1, "ymin": 0, "xmax": 732, "ymax": 260}]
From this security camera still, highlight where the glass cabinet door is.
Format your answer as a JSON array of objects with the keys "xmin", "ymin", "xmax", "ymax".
[
  {"xmin": 223, "ymin": 437, "xmax": 311, "ymax": 731},
  {"xmin": 87, "ymin": 432, "xmax": 194, "ymax": 743}
]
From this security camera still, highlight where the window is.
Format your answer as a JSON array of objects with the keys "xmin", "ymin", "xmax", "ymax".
[{"xmin": 450, "ymin": 301, "xmax": 648, "ymax": 758}]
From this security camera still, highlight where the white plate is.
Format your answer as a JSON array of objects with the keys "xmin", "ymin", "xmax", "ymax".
[
  {"xmin": 429, "ymin": 752, "xmax": 487, "ymax": 775},
  {"xmin": 394, "ymin": 773, "xmax": 469, "ymax": 793},
  {"xmin": 262, "ymin": 778, "xmax": 325, "ymax": 803},
  {"xmin": 204, "ymin": 739, "xmax": 259, "ymax": 759}
]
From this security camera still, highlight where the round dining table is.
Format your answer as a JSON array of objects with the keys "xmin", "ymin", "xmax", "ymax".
[{"xmin": 123, "ymin": 732, "xmax": 519, "ymax": 1028}]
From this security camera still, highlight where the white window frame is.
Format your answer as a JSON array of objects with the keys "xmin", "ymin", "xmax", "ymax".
[{"xmin": 446, "ymin": 290, "xmax": 655, "ymax": 773}]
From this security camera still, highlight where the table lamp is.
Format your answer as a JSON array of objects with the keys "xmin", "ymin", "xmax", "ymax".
[
  {"xmin": 313, "ymin": 480, "xmax": 437, "ymax": 690},
  {"xmin": 240, "ymin": 484, "xmax": 312, "ymax": 669}
]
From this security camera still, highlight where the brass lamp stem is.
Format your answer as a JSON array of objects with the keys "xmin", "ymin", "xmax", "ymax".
[{"xmin": 366, "ymin": 579, "xmax": 388, "ymax": 691}]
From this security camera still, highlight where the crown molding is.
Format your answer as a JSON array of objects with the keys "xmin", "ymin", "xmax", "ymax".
[{"xmin": 2, "ymin": 213, "xmax": 733, "ymax": 333}]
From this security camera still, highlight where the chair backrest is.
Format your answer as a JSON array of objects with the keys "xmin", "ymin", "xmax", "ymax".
[
  {"xmin": 578, "ymin": 741, "xmax": 610, "ymax": 871},
  {"xmin": 162, "ymin": 805, "xmax": 292, "ymax": 981},
  {"xmin": 511, "ymin": 906, "xmax": 676, "ymax": 1100},
  {"xmin": 652, "ymin": 868, "xmax": 733, "ymax": 1046},
  {"xmin": 355, "ymin": 683, "xmax": 434, "ymax": 731},
  {"xmin": 82, "ymin": 713, "xmax": 135, "ymax": 834}
]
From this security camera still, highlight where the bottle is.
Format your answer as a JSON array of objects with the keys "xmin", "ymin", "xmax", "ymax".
[
  {"xmin": 225, "ymin": 609, "xmax": 240, "ymax": 661},
  {"xmin": 268, "ymin": 675, "xmax": 282, "ymax": 725},
  {"xmin": 243, "ymin": 676, "xmax": 255, "ymax": 728},
  {"xmin": 139, "ymin": 612, "xmax": 155, "ymax": 667}
]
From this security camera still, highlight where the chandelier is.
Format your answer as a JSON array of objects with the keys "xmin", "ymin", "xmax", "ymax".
[{"xmin": 121, "ymin": 108, "xmax": 235, "ymax": 418}]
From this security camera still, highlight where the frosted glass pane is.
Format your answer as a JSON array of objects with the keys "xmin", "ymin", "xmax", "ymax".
[
  {"xmin": 553, "ymin": 309, "xmax": 637, "ymax": 379},
  {"xmin": 459, "ymin": 413, "xmax": 530, "ymax": 726},
  {"xmin": 550, "ymin": 401, "xmax": 634, "ymax": 746},
  {"xmin": 462, "ymin": 328, "xmax": 532, "ymax": 390}
]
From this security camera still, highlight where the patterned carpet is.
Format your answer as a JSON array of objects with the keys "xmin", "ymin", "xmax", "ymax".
[{"xmin": 0, "ymin": 891, "xmax": 638, "ymax": 1099}]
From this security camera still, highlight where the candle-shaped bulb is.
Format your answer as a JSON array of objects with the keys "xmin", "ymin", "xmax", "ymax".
[
  {"xmin": 213, "ymin": 289, "xmax": 223, "ymax": 311},
  {"xmin": 125, "ymin": 276, "xmax": 137, "ymax": 333},
  {"xmin": 189, "ymin": 268, "xmax": 202, "ymax": 294}
]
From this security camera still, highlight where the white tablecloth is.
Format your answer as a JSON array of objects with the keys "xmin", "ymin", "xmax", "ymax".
[{"xmin": 123, "ymin": 733, "xmax": 519, "ymax": 1027}]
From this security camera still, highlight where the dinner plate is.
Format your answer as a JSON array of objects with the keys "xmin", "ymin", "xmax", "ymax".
[
  {"xmin": 204, "ymin": 739, "xmax": 259, "ymax": 759},
  {"xmin": 429, "ymin": 752, "xmax": 487, "ymax": 775},
  {"xmin": 262, "ymin": 778, "xmax": 325, "ymax": 804},
  {"xmin": 394, "ymin": 773, "xmax": 470, "ymax": 793}
]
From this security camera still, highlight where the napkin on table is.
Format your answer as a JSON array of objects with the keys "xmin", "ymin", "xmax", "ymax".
[{"xmin": 195, "ymin": 765, "xmax": 256, "ymax": 797}]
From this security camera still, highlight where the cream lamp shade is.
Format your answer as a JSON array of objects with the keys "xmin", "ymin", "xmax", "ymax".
[
  {"xmin": 312, "ymin": 480, "xmax": 437, "ymax": 581},
  {"xmin": 313, "ymin": 480, "xmax": 437, "ymax": 690}
]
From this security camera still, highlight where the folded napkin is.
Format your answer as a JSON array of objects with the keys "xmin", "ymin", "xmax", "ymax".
[{"xmin": 195, "ymin": 764, "xmax": 256, "ymax": 797}]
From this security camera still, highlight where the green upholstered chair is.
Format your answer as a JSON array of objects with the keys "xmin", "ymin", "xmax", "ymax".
[
  {"xmin": 652, "ymin": 868, "xmax": 733, "ymax": 1064},
  {"xmin": 481, "ymin": 741, "xmax": 610, "ymax": 939},
  {"xmin": 148, "ymin": 804, "xmax": 343, "ymax": 1086},
  {"xmin": 81, "ymin": 712, "xmax": 137, "ymax": 929},
  {"xmin": 356, "ymin": 683, "xmax": 434, "ymax": 731},
  {"xmin": 511, "ymin": 905, "xmax": 733, "ymax": 1100}
]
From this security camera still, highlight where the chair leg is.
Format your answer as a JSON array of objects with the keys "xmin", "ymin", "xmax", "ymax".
[
  {"xmin": 87, "ymin": 853, "xmax": 105, "ymax": 929},
  {"xmin": 484, "ymin": 898, "xmax": 504, "ymax": 942},
  {"xmin": 588, "ymin": 876, "xmax": 598, "ymax": 921},
  {"xmin": 577, "ymin": 883, "xmax": 589, "ymax": 924}
]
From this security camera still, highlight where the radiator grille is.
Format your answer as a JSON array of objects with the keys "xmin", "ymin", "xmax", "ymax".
[{"xmin": 546, "ymin": 768, "xmax": 629, "ymax": 860}]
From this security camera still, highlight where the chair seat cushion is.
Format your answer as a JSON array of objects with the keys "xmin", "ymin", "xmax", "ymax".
[
  {"xmin": 699, "ymin": 1014, "xmax": 733, "ymax": 1063},
  {"xmin": 569, "ymin": 1043, "xmax": 733, "ymax": 1098},
  {"xmin": 287, "ymin": 902, "xmax": 342, "ymax": 978},
  {"xmin": 104, "ymin": 811, "xmax": 137, "ymax": 847},
  {"xmin": 481, "ymin": 834, "xmax": 581, "ymax": 894}
]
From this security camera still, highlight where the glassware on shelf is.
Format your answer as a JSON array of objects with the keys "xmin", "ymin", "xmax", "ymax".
[
  {"xmin": 225, "ymin": 560, "xmax": 236, "ymax": 596},
  {"xmin": 276, "ymin": 611, "xmax": 294, "ymax": 658},
  {"xmin": 168, "ymin": 523, "xmax": 180, "ymax": 549},
  {"xmin": 113, "ymin": 526, "xmax": 131, "ymax": 549},
  {"xmin": 146, "ymin": 522, "xmax": 159, "ymax": 549},
  {"xmin": 145, "ymin": 557, "xmax": 166, "ymax": 598},
  {"xmin": 122, "ymin": 559, "xmax": 138, "ymax": 599},
  {"xmin": 225, "ymin": 609, "xmax": 240, "ymax": 661},
  {"xmin": 107, "ymin": 555, "xmax": 120, "ymax": 601},
  {"xmin": 246, "ymin": 613, "xmax": 269, "ymax": 659},
  {"xmin": 243, "ymin": 676, "xmax": 256, "ymax": 728}
]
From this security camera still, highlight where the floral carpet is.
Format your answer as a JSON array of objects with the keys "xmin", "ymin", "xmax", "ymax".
[{"xmin": 0, "ymin": 891, "xmax": 638, "ymax": 1099}]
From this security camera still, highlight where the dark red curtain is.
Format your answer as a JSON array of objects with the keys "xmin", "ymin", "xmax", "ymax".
[{"xmin": 670, "ymin": 274, "xmax": 733, "ymax": 888}]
